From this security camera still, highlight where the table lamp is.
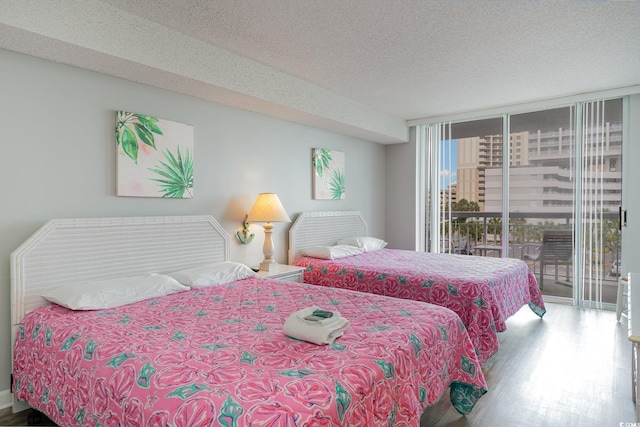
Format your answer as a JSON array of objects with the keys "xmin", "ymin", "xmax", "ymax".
[{"xmin": 247, "ymin": 193, "xmax": 291, "ymax": 271}]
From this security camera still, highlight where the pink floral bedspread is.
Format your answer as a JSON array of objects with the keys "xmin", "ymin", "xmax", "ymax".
[
  {"xmin": 13, "ymin": 277, "xmax": 487, "ymax": 427},
  {"xmin": 294, "ymin": 249, "xmax": 546, "ymax": 365}
]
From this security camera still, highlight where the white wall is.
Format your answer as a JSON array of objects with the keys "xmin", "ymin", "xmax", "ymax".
[
  {"xmin": 385, "ymin": 127, "xmax": 417, "ymax": 250},
  {"xmin": 0, "ymin": 48, "xmax": 386, "ymax": 399}
]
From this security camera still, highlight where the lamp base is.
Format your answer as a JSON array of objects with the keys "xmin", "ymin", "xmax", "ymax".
[{"xmin": 259, "ymin": 260, "xmax": 279, "ymax": 272}]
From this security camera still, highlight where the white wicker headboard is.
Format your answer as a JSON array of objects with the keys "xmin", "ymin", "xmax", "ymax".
[
  {"xmin": 288, "ymin": 211, "xmax": 367, "ymax": 264},
  {"xmin": 10, "ymin": 215, "xmax": 229, "ymax": 326}
]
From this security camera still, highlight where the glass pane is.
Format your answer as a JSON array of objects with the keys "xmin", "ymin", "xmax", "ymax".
[
  {"xmin": 508, "ymin": 107, "xmax": 575, "ymax": 299},
  {"xmin": 580, "ymin": 99, "xmax": 622, "ymax": 306},
  {"xmin": 426, "ymin": 98, "xmax": 623, "ymax": 308},
  {"xmin": 435, "ymin": 118, "xmax": 503, "ymax": 255}
]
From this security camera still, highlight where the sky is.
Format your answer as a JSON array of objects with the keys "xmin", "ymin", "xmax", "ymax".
[{"xmin": 439, "ymin": 139, "xmax": 457, "ymax": 190}]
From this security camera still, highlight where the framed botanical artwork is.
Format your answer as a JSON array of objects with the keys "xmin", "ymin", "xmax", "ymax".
[
  {"xmin": 116, "ymin": 111, "xmax": 194, "ymax": 198},
  {"xmin": 312, "ymin": 148, "xmax": 345, "ymax": 200}
]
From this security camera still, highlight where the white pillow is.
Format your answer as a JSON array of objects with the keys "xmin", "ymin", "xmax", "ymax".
[
  {"xmin": 42, "ymin": 273, "xmax": 189, "ymax": 310},
  {"xmin": 337, "ymin": 236, "xmax": 388, "ymax": 252},
  {"xmin": 167, "ymin": 261, "xmax": 256, "ymax": 289},
  {"xmin": 301, "ymin": 245, "xmax": 364, "ymax": 260}
]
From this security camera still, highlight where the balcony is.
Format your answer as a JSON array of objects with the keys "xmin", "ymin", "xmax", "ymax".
[{"xmin": 437, "ymin": 211, "xmax": 621, "ymax": 303}]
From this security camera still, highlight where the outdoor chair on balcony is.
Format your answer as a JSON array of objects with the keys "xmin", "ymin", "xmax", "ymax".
[
  {"xmin": 520, "ymin": 229, "xmax": 573, "ymax": 290},
  {"xmin": 453, "ymin": 238, "xmax": 470, "ymax": 255}
]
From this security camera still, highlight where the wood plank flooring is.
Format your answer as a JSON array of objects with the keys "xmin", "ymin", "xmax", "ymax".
[
  {"xmin": 0, "ymin": 302, "xmax": 636, "ymax": 426},
  {"xmin": 421, "ymin": 302, "xmax": 636, "ymax": 426}
]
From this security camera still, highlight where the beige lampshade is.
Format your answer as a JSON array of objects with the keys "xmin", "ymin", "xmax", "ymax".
[{"xmin": 247, "ymin": 193, "xmax": 291, "ymax": 223}]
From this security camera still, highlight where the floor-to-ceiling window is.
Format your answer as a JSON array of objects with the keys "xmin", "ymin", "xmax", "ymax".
[
  {"xmin": 422, "ymin": 98, "xmax": 623, "ymax": 307},
  {"xmin": 435, "ymin": 119, "xmax": 503, "ymax": 255},
  {"xmin": 578, "ymin": 99, "xmax": 623, "ymax": 307},
  {"xmin": 509, "ymin": 106, "xmax": 576, "ymax": 300}
]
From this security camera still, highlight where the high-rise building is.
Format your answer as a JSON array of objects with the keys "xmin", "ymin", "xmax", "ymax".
[{"xmin": 456, "ymin": 124, "xmax": 622, "ymax": 218}]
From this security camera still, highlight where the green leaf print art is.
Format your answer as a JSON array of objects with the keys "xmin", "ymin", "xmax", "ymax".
[
  {"xmin": 116, "ymin": 111, "xmax": 194, "ymax": 198},
  {"xmin": 116, "ymin": 111, "xmax": 163, "ymax": 164},
  {"xmin": 149, "ymin": 146, "xmax": 194, "ymax": 198},
  {"xmin": 312, "ymin": 148, "xmax": 346, "ymax": 200},
  {"xmin": 328, "ymin": 168, "xmax": 345, "ymax": 200},
  {"xmin": 313, "ymin": 148, "xmax": 332, "ymax": 177}
]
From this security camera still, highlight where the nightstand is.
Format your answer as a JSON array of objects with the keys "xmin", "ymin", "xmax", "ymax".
[{"xmin": 256, "ymin": 264, "xmax": 305, "ymax": 283}]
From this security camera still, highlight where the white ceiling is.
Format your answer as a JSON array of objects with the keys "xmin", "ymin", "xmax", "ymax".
[{"xmin": 2, "ymin": 0, "xmax": 639, "ymax": 143}]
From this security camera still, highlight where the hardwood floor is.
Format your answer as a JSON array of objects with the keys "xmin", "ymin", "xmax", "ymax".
[
  {"xmin": 1, "ymin": 303, "xmax": 636, "ymax": 426},
  {"xmin": 421, "ymin": 302, "xmax": 636, "ymax": 426}
]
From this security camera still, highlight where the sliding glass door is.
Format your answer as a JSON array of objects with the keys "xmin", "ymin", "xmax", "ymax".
[
  {"xmin": 508, "ymin": 107, "xmax": 575, "ymax": 300},
  {"xmin": 423, "ymin": 98, "xmax": 623, "ymax": 307},
  {"xmin": 578, "ymin": 99, "xmax": 623, "ymax": 307},
  {"xmin": 435, "ymin": 119, "xmax": 503, "ymax": 255}
]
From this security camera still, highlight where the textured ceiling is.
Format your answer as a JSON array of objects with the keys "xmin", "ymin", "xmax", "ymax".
[{"xmin": 2, "ymin": 0, "xmax": 639, "ymax": 143}]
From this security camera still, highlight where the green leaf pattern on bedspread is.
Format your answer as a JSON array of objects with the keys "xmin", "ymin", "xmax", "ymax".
[
  {"xmin": 374, "ymin": 360, "xmax": 395, "ymax": 379},
  {"xmin": 137, "ymin": 361, "xmax": 156, "ymax": 388},
  {"xmin": 410, "ymin": 332, "xmax": 422, "ymax": 357},
  {"xmin": 447, "ymin": 283, "xmax": 459, "ymax": 296},
  {"xmin": 30, "ymin": 323, "xmax": 41, "ymax": 340},
  {"xmin": 13, "ymin": 277, "xmax": 487, "ymax": 427},
  {"xmin": 219, "ymin": 395, "xmax": 244, "ymax": 427},
  {"xmin": 105, "ymin": 352, "xmax": 135, "ymax": 368},
  {"xmin": 278, "ymin": 369, "xmax": 315, "ymax": 378},
  {"xmin": 60, "ymin": 334, "xmax": 80, "ymax": 351},
  {"xmin": 335, "ymin": 380, "xmax": 352, "ymax": 423},
  {"xmin": 166, "ymin": 383, "xmax": 211, "ymax": 399},
  {"xmin": 83, "ymin": 339, "xmax": 97, "ymax": 360},
  {"xmin": 450, "ymin": 381, "xmax": 488, "ymax": 415}
]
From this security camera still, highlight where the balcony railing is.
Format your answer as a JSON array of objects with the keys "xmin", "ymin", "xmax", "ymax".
[{"xmin": 435, "ymin": 210, "xmax": 621, "ymax": 302}]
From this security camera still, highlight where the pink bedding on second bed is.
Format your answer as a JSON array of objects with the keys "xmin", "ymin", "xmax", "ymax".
[
  {"xmin": 13, "ymin": 276, "xmax": 487, "ymax": 427},
  {"xmin": 294, "ymin": 249, "xmax": 546, "ymax": 365}
]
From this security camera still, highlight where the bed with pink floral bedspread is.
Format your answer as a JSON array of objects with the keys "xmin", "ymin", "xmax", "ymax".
[
  {"xmin": 13, "ymin": 276, "xmax": 487, "ymax": 427},
  {"xmin": 293, "ymin": 249, "xmax": 546, "ymax": 365}
]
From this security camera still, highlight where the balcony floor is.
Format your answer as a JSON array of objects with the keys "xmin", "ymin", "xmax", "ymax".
[{"xmin": 519, "ymin": 261, "xmax": 619, "ymax": 304}]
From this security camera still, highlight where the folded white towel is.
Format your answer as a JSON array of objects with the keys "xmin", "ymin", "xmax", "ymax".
[{"xmin": 283, "ymin": 306, "xmax": 350, "ymax": 345}]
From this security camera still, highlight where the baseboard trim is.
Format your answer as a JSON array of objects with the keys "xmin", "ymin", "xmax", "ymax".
[{"xmin": 0, "ymin": 389, "xmax": 12, "ymax": 410}]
